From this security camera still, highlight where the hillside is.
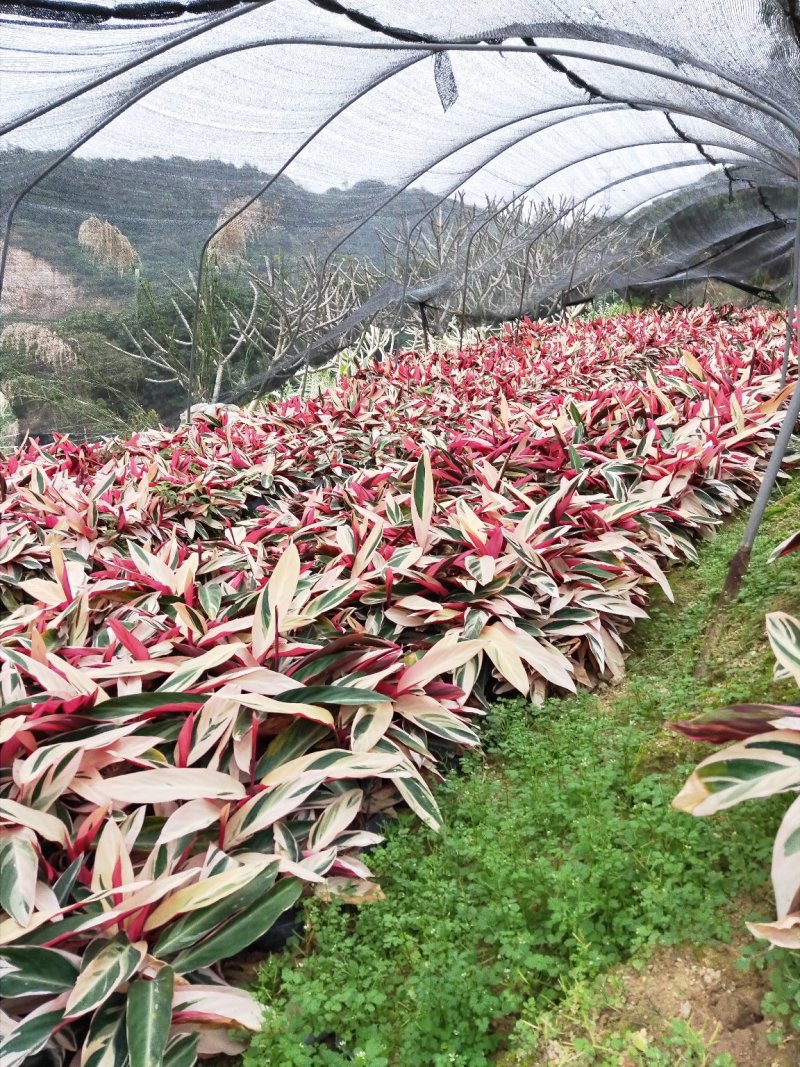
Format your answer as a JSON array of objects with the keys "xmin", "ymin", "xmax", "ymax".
[{"xmin": 4, "ymin": 150, "xmax": 439, "ymax": 308}]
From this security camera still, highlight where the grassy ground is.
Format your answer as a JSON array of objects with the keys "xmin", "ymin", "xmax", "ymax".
[{"xmin": 245, "ymin": 478, "xmax": 800, "ymax": 1067}]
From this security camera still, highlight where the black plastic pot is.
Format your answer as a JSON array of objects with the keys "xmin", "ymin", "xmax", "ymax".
[
  {"xmin": 250, "ymin": 905, "xmax": 304, "ymax": 952},
  {"xmin": 23, "ymin": 1051, "xmax": 62, "ymax": 1067}
]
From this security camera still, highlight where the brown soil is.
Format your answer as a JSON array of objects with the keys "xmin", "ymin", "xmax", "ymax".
[
  {"xmin": 530, "ymin": 939, "xmax": 798, "ymax": 1066},
  {"xmin": 220, "ymin": 949, "xmax": 268, "ymax": 989},
  {"xmin": 608, "ymin": 942, "xmax": 794, "ymax": 1065}
]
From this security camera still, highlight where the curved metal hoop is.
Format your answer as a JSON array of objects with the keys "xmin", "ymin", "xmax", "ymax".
[
  {"xmin": 2, "ymin": 30, "xmax": 797, "ymax": 426},
  {"xmin": 3, "ymin": 31, "xmax": 797, "ymax": 309}
]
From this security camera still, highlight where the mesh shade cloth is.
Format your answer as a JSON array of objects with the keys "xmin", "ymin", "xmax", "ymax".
[{"xmin": 1, "ymin": 0, "xmax": 798, "ymax": 422}]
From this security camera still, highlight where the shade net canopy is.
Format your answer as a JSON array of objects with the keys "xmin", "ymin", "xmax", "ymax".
[{"xmin": 0, "ymin": 0, "xmax": 798, "ymax": 433}]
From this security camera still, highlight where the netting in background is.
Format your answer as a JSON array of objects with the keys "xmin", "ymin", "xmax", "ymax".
[{"xmin": 0, "ymin": 0, "xmax": 798, "ymax": 441}]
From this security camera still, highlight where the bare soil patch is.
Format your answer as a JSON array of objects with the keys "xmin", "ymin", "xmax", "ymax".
[{"xmin": 534, "ymin": 938, "xmax": 798, "ymax": 1066}]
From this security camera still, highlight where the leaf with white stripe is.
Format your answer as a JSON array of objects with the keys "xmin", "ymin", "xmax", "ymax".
[
  {"xmin": 395, "ymin": 694, "xmax": 479, "ymax": 746},
  {"xmin": 399, "ymin": 632, "xmax": 483, "ymax": 691},
  {"xmin": 156, "ymin": 643, "xmax": 244, "ymax": 693},
  {"xmin": 0, "ymin": 827, "xmax": 38, "ymax": 926},
  {"xmin": 0, "ymin": 995, "xmax": 66, "ymax": 1067},
  {"xmin": 411, "ymin": 450, "xmax": 434, "ymax": 548},
  {"xmin": 303, "ymin": 579, "xmax": 359, "ymax": 619},
  {"xmin": 82, "ymin": 997, "xmax": 129, "ymax": 1067},
  {"xmin": 143, "ymin": 861, "xmax": 270, "ymax": 932},
  {"xmin": 224, "ymin": 772, "xmax": 325, "ymax": 847},
  {"xmin": 767, "ymin": 611, "xmax": 800, "ymax": 685},
  {"xmin": 352, "ymin": 518, "xmax": 385, "ymax": 578},
  {"xmin": 261, "ymin": 749, "xmax": 403, "ymax": 788},
  {"xmin": 253, "ymin": 542, "xmax": 301, "ymax": 658},
  {"xmin": 170, "ymin": 878, "xmax": 302, "ymax": 974},
  {"xmin": 391, "ymin": 772, "xmax": 441, "ymax": 832},
  {"xmin": 0, "ymin": 946, "xmax": 79, "ymax": 999},
  {"xmin": 673, "ymin": 731, "xmax": 800, "ymax": 817},
  {"xmin": 307, "ymin": 789, "xmax": 363, "ymax": 850},
  {"xmin": 64, "ymin": 936, "xmax": 146, "ymax": 1020},
  {"xmin": 772, "ymin": 793, "xmax": 800, "ymax": 919},
  {"xmin": 96, "ymin": 768, "xmax": 245, "ymax": 804},
  {"xmin": 351, "ymin": 703, "xmax": 394, "ymax": 753}
]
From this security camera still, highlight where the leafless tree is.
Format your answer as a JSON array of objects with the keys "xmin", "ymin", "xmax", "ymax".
[
  {"xmin": 379, "ymin": 194, "xmax": 659, "ymax": 335},
  {"xmin": 105, "ymin": 249, "xmax": 384, "ymax": 411},
  {"xmin": 246, "ymin": 251, "xmax": 379, "ymax": 379},
  {"xmin": 108, "ymin": 195, "xmax": 659, "ymax": 415},
  {"xmin": 107, "ymin": 271, "xmax": 261, "ymax": 404}
]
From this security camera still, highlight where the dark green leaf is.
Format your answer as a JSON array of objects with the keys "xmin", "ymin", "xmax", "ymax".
[
  {"xmin": 171, "ymin": 877, "xmax": 302, "ymax": 974},
  {"xmin": 82, "ymin": 997, "xmax": 128, "ymax": 1067},
  {"xmin": 256, "ymin": 719, "xmax": 330, "ymax": 778},
  {"xmin": 274, "ymin": 685, "xmax": 383, "ymax": 706},
  {"xmin": 163, "ymin": 1033, "xmax": 199, "ymax": 1067},
  {"xmin": 127, "ymin": 967, "xmax": 174, "ymax": 1067},
  {"xmin": 0, "ymin": 1005, "xmax": 64, "ymax": 1061},
  {"xmin": 153, "ymin": 861, "xmax": 278, "ymax": 959},
  {"xmin": 0, "ymin": 947, "xmax": 79, "ymax": 999}
]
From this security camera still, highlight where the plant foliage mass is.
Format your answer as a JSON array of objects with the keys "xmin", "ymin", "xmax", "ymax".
[{"xmin": 0, "ymin": 305, "xmax": 796, "ymax": 1063}]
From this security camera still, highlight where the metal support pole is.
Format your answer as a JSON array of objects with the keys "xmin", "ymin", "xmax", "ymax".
[
  {"xmin": 0, "ymin": 3, "xmax": 263, "ymax": 138},
  {"xmin": 418, "ymin": 302, "xmax": 430, "ymax": 352},
  {"xmin": 722, "ymin": 149, "xmax": 800, "ymax": 597},
  {"xmin": 6, "ymin": 37, "xmax": 798, "ymax": 141},
  {"xmin": 260, "ymin": 153, "xmax": 749, "ymax": 413},
  {"xmin": 389, "ymin": 102, "xmax": 629, "ymax": 338},
  {"xmin": 515, "ymin": 164, "xmax": 789, "ymax": 336},
  {"xmin": 259, "ymin": 104, "xmax": 647, "ymax": 405},
  {"xmin": 514, "ymin": 207, "xmax": 592, "ymax": 335},
  {"xmin": 723, "ymin": 184, "xmax": 800, "ymax": 598},
  {"xmin": 456, "ymin": 131, "xmax": 754, "ymax": 350},
  {"xmin": 2, "ymin": 36, "xmax": 791, "ymax": 321},
  {"xmin": 185, "ymin": 53, "xmax": 431, "ymax": 422},
  {"xmin": 246, "ymin": 150, "xmax": 763, "ymax": 414},
  {"xmin": 781, "ymin": 269, "xmax": 799, "ymax": 386},
  {"xmin": 9, "ymin": 29, "xmax": 791, "ymax": 423},
  {"xmin": 564, "ymin": 227, "xmax": 604, "ymax": 310},
  {"xmin": 722, "ymin": 362, "xmax": 800, "ymax": 598},
  {"xmin": 780, "ymin": 180, "xmax": 800, "ymax": 386},
  {"xmin": 389, "ymin": 102, "xmax": 632, "ymax": 340},
  {"xmin": 564, "ymin": 196, "xmax": 790, "ymax": 315}
]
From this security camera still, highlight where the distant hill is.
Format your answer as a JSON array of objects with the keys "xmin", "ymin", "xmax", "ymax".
[
  {"xmin": 5, "ymin": 151, "xmax": 794, "ymax": 319},
  {"xmin": 4, "ymin": 150, "xmax": 441, "ymax": 309}
]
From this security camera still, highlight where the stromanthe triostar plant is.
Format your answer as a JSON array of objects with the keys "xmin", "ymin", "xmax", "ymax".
[{"xmin": 0, "ymin": 304, "xmax": 796, "ymax": 1063}]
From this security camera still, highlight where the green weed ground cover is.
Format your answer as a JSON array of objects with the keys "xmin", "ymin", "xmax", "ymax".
[{"xmin": 246, "ymin": 480, "xmax": 800, "ymax": 1067}]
